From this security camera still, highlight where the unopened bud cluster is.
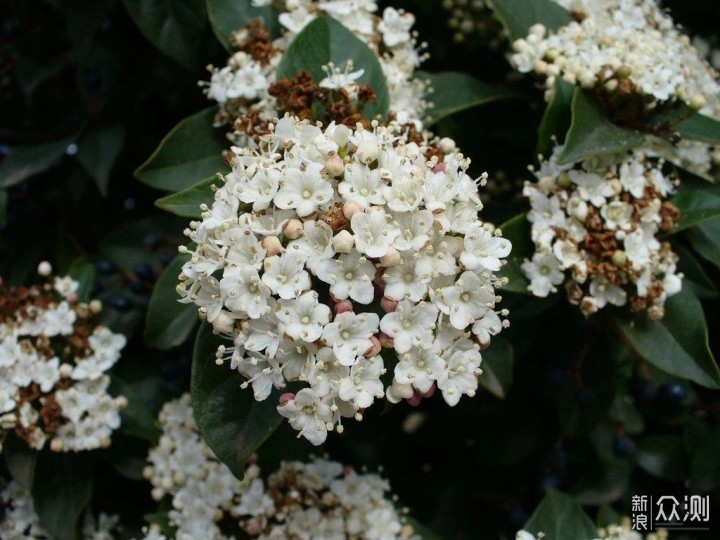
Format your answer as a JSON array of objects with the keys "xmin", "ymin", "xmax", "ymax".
[
  {"xmin": 142, "ymin": 395, "xmax": 416, "ymax": 540},
  {"xmin": 522, "ymin": 149, "xmax": 682, "ymax": 319},
  {"xmin": 511, "ymin": 0, "xmax": 720, "ymax": 116},
  {"xmin": 177, "ymin": 117, "xmax": 511, "ymax": 445},
  {"xmin": 0, "ymin": 267, "xmax": 126, "ymax": 452},
  {"xmin": 206, "ymin": 0, "xmax": 429, "ymax": 132}
]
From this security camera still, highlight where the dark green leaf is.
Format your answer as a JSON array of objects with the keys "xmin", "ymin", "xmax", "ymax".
[
  {"xmin": 571, "ymin": 461, "xmax": 632, "ymax": 505},
  {"xmin": 635, "ymin": 435, "xmax": 688, "ymax": 481},
  {"xmin": 2, "ymin": 435, "xmax": 38, "ymax": 490},
  {"xmin": 687, "ymin": 218, "xmax": 720, "ymax": 269},
  {"xmin": 77, "ymin": 125, "xmax": 125, "ymax": 196},
  {"xmin": 109, "ymin": 377, "xmax": 161, "ymax": 444},
  {"xmin": 558, "ymin": 90, "xmax": 645, "ymax": 165},
  {"xmin": 497, "ymin": 214, "xmax": 532, "ymax": 294},
  {"xmin": 479, "ymin": 335, "xmax": 514, "ymax": 399},
  {"xmin": 32, "ymin": 452, "xmax": 93, "ymax": 540},
  {"xmin": 537, "ymin": 78, "xmax": 575, "ymax": 157},
  {"xmin": 0, "ymin": 189, "xmax": 7, "ymax": 226},
  {"xmin": 669, "ymin": 175, "xmax": 720, "ymax": 233},
  {"xmin": 192, "ymin": 324, "xmax": 283, "ymax": 479},
  {"xmin": 613, "ymin": 287, "xmax": 720, "ymax": 388},
  {"xmin": 155, "ymin": 176, "xmax": 219, "ymax": 218},
  {"xmin": 0, "ymin": 137, "xmax": 74, "ymax": 188},
  {"xmin": 122, "ymin": 0, "xmax": 207, "ymax": 69},
  {"xmin": 688, "ymin": 423, "xmax": 720, "ymax": 493},
  {"xmin": 674, "ymin": 243, "xmax": 717, "ymax": 299},
  {"xmin": 276, "ymin": 16, "xmax": 390, "ymax": 119},
  {"xmin": 676, "ymin": 112, "xmax": 720, "ymax": 145},
  {"xmin": 134, "ymin": 108, "xmax": 229, "ymax": 192},
  {"xmin": 491, "ymin": 0, "xmax": 573, "ymax": 42},
  {"xmin": 523, "ymin": 490, "xmax": 597, "ymax": 539},
  {"xmin": 596, "ymin": 504, "xmax": 622, "ymax": 528},
  {"xmin": 144, "ymin": 253, "xmax": 198, "ymax": 350},
  {"xmin": 68, "ymin": 257, "xmax": 97, "ymax": 303},
  {"xmin": 206, "ymin": 0, "xmax": 279, "ymax": 49},
  {"xmin": 145, "ymin": 511, "xmax": 176, "ymax": 537},
  {"xmin": 418, "ymin": 71, "xmax": 520, "ymax": 125}
]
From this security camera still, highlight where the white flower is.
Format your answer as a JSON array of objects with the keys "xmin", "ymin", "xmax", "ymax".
[
  {"xmin": 321, "ymin": 311, "xmax": 380, "ymax": 366},
  {"xmin": 569, "ymin": 170, "xmax": 615, "ymax": 207},
  {"xmin": 438, "ymin": 271, "xmax": 496, "ymax": 329},
  {"xmin": 275, "ymin": 164, "xmax": 335, "ymax": 217},
  {"xmin": 314, "ymin": 251, "xmax": 376, "ymax": 304},
  {"xmin": 276, "ymin": 291, "xmax": 331, "ymax": 342},
  {"xmin": 619, "ymin": 159, "xmax": 648, "ymax": 198},
  {"xmin": 437, "ymin": 348, "xmax": 482, "ymax": 406},
  {"xmin": 338, "ymin": 162, "xmax": 386, "ymax": 206},
  {"xmin": 383, "ymin": 252, "xmax": 431, "ymax": 302},
  {"xmin": 393, "ymin": 345, "xmax": 444, "ymax": 393},
  {"xmin": 319, "ymin": 65, "xmax": 365, "ymax": 90},
  {"xmin": 379, "ymin": 7, "xmax": 414, "ymax": 47},
  {"xmin": 380, "ymin": 300, "xmax": 438, "ymax": 354},
  {"xmin": 589, "ymin": 275, "xmax": 627, "ymax": 308},
  {"xmin": 391, "ymin": 210, "xmax": 433, "ymax": 252},
  {"xmin": 461, "ymin": 224, "xmax": 512, "ymax": 272},
  {"xmin": 351, "ymin": 207, "xmax": 400, "ymax": 258},
  {"xmin": 262, "ymin": 253, "xmax": 311, "ymax": 300},
  {"xmin": 601, "ymin": 201, "xmax": 634, "ymax": 230},
  {"xmin": 522, "ymin": 251, "xmax": 565, "ymax": 297},
  {"xmin": 338, "ymin": 356, "xmax": 385, "ymax": 409},
  {"xmin": 221, "ymin": 266, "xmax": 272, "ymax": 319},
  {"xmin": 277, "ymin": 388, "xmax": 333, "ymax": 445}
]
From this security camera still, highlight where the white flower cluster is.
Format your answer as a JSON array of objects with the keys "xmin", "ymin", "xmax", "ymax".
[
  {"xmin": 207, "ymin": 0, "xmax": 428, "ymax": 128},
  {"xmin": 511, "ymin": 0, "xmax": 720, "ymax": 114},
  {"xmin": 521, "ymin": 148, "xmax": 682, "ymax": 318},
  {"xmin": 0, "ymin": 268, "xmax": 127, "ymax": 452},
  {"xmin": 178, "ymin": 116, "xmax": 510, "ymax": 444},
  {"xmin": 0, "ymin": 480, "xmax": 118, "ymax": 540},
  {"xmin": 142, "ymin": 394, "xmax": 416, "ymax": 540},
  {"xmin": 517, "ymin": 517, "xmax": 668, "ymax": 540}
]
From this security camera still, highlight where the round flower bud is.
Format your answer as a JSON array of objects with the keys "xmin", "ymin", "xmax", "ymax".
[
  {"xmin": 332, "ymin": 230, "xmax": 355, "ymax": 253},
  {"xmin": 611, "ymin": 249, "xmax": 629, "ymax": 266},
  {"xmin": 115, "ymin": 395, "xmax": 129, "ymax": 410},
  {"xmin": 325, "ymin": 155, "xmax": 345, "ymax": 177},
  {"xmin": 379, "ymin": 247, "xmax": 401, "ymax": 267},
  {"xmin": 690, "ymin": 94, "xmax": 707, "ymax": 111},
  {"xmin": 615, "ymin": 64, "xmax": 632, "ymax": 79},
  {"xmin": 211, "ymin": 311, "xmax": 236, "ymax": 334},
  {"xmin": 380, "ymin": 297, "xmax": 398, "ymax": 312},
  {"xmin": 342, "ymin": 200, "xmax": 365, "ymax": 220},
  {"xmin": 50, "ymin": 438, "xmax": 64, "ymax": 452},
  {"xmin": 279, "ymin": 392, "xmax": 295, "ymax": 405},
  {"xmin": 261, "ymin": 235, "xmax": 283, "ymax": 257},
  {"xmin": 333, "ymin": 299, "xmax": 354, "ymax": 314},
  {"xmin": 89, "ymin": 299, "xmax": 102, "ymax": 314},
  {"xmin": 610, "ymin": 179, "xmax": 623, "ymax": 195},
  {"xmin": 406, "ymin": 394, "xmax": 423, "ymax": 407},
  {"xmin": 283, "ymin": 219, "xmax": 304, "ymax": 240},
  {"xmin": 37, "ymin": 261, "xmax": 52, "ymax": 276},
  {"xmin": 59, "ymin": 363, "xmax": 73, "ymax": 378},
  {"xmin": 437, "ymin": 137, "xmax": 457, "ymax": 154},
  {"xmin": 556, "ymin": 171, "xmax": 572, "ymax": 188},
  {"xmin": 355, "ymin": 141, "xmax": 379, "ymax": 164},
  {"xmin": 648, "ymin": 305, "xmax": 665, "ymax": 321}
]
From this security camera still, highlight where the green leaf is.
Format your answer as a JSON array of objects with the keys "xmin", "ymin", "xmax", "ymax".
[
  {"xmin": 276, "ymin": 16, "xmax": 390, "ymax": 119},
  {"xmin": 687, "ymin": 218, "xmax": 720, "ymax": 269},
  {"xmin": 68, "ymin": 257, "xmax": 97, "ymax": 303},
  {"xmin": 674, "ymin": 244, "xmax": 718, "ymax": 299},
  {"xmin": 537, "ymin": 78, "xmax": 575, "ymax": 157},
  {"xmin": 523, "ymin": 490, "xmax": 597, "ymax": 539},
  {"xmin": 144, "ymin": 253, "xmax": 198, "ymax": 350},
  {"xmin": 491, "ymin": 0, "xmax": 573, "ymax": 42},
  {"xmin": 135, "ymin": 108, "xmax": 230, "ymax": 192},
  {"xmin": 206, "ymin": 0, "xmax": 279, "ymax": 49},
  {"xmin": 676, "ymin": 112, "xmax": 720, "ymax": 145},
  {"xmin": 0, "ymin": 137, "xmax": 74, "ymax": 188},
  {"xmin": 192, "ymin": 324, "xmax": 283, "ymax": 479},
  {"xmin": 0, "ymin": 189, "xmax": 7, "ymax": 226},
  {"xmin": 558, "ymin": 90, "xmax": 645, "ymax": 165},
  {"xmin": 497, "ymin": 214, "xmax": 532, "ymax": 294},
  {"xmin": 405, "ymin": 517, "xmax": 443, "ymax": 540},
  {"xmin": 613, "ymin": 287, "xmax": 720, "ymax": 388},
  {"xmin": 155, "ymin": 176, "xmax": 219, "ymax": 218},
  {"xmin": 635, "ymin": 435, "xmax": 688, "ymax": 481},
  {"xmin": 32, "ymin": 452, "xmax": 93, "ymax": 540},
  {"xmin": 571, "ymin": 461, "xmax": 632, "ymax": 506},
  {"xmin": 596, "ymin": 504, "xmax": 622, "ymax": 528},
  {"xmin": 418, "ymin": 71, "xmax": 520, "ymax": 126},
  {"xmin": 669, "ymin": 175, "xmax": 720, "ymax": 233},
  {"xmin": 479, "ymin": 335, "xmax": 514, "ymax": 399},
  {"xmin": 77, "ymin": 125, "xmax": 125, "ymax": 196},
  {"xmin": 2, "ymin": 435, "xmax": 38, "ymax": 490},
  {"xmin": 109, "ymin": 377, "xmax": 161, "ymax": 444},
  {"xmin": 122, "ymin": 0, "xmax": 207, "ymax": 69}
]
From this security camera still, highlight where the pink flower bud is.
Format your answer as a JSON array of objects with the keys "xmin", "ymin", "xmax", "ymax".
[
  {"xmin": 380, "ymin": 297, "xmax": 398, "ymax": 312},
  {"xmin": 342, "ymin": 200, "xmax": 365, "ymax": 220},
  {"xmin": 283, "ymin": 219, "xmax": 304, "ymax": 240},
  {"xmin": 261, "ymin": 235, "xmax": 283, "ymax": 256},
  {"xmin": 325, "ymin": 155, "xmax": 345, "ymax": 177},
  {"xmin": 364, "ymin": 336, "xmax": 381, "ymax": 357},
  {"xmin": 333, "ymin": 299, "xmax": 354, "ymax": 314},
  {"xmin": 406, "ymin": 394, "xmax": 423, "ymax": 407},
  {"xmin": 422, "ymin": 384, "xmax": 436, "ymax": 398},
  {"xmin": 433, "ymin": 162, "xmax": 446, "ymax": 173},
  {"xmin": 379, "ymin": 332, "xmax": 394, "ymax": 348},
  {"xmin": 380, "ymin": 247, "xmax": 401, "ymax": 267},
  {"xmin": 279, "ymin": 392, "xmax": 295, "ymax": 405}
]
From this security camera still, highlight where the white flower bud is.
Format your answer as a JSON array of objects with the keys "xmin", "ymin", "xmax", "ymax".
[
  {"xmin": 261, "ymin": 235, "xmax": 283, "ymax": 256},
  {"xmin": 89, "ymin": 299, "xmax": 102, "ymax": 314},
  {"xmin": 437, "ymin": 137, "xmax": 457, "ymax": 154},
  {"xmin": 50, "ymin": 438, "xmax": 64, "ymax": 452},
  {"xmin": 343, "ymin": 200, "xmax": 365, "ymax": 220},
  {"xmin": 380, "ymin": 247, "xmax": 401, "ymax": 267},
  {"xmin": 283, "ymin": 219, "xmax": 304, "ymax": 240},
  {"xmin": 59, "ymin": 363, "xmax": 73, "ymax": 378},
  {"xmin": 211, "ymin": 311, "xmax": 236, "ymax": 334},
  {"xmin": 332, "ymin": 230, "xmax": 355, "ymax": 253},
  {"xmin": 115, "ymin": 395, "xmax": 129, "ymax": 410},
  {"xmin": 38, "ymin": 261, "xmax": 52, "ymax": 276},
  {"xmin": 325, "ymin": 155, "xmax": 345, "ymax": 177},
  {"xmin": 355, "ymin": 141, "xmax": 379, "ymax": 164}
]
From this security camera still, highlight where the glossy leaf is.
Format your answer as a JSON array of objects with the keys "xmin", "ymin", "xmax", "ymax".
[
  {"xmin": 537, "ymin": 78, "xmax": 574, "ymax": 157},
  {"xmin": 479, "ymin": 335, "xmax": 514, "ymax": 399},
  {"xmin": 77, "ymin": 125, "xmax": 125, "ymax": 196},
  {"xmin": 558, "ymin": 90, "xmax": 645, "ymax": 165},
  {"xmin": 191, "ymin": 324, "xmax": 283, "ymax": 479},
  {"xmin": 206, "ymin": 0, "xmax": 279, "ymax": 48},
  {"xmin": 68, "ymin": 257, "xmax": 97, "ymax": 303},
  {"xmin": 134, "ymin": 108, "xmax": 229, "ymax": 192},
  {"xmin": 0, "ymin": 189, "xmax": 7, "ymax": 226},
  {"xmin": 0, "ymin": 137, "xmax": 74, "ymax": 188},
  {"xmin": 419, "ymin": 71, "xmax": 520, "ymax": 125},
  {"xmin": 674, "ymin": 244, "xmax": 718, "ymax": 299},
  {"xmin": 3, "ymin": 435, "xmax": 38, "ymax": 490},
  {"xmin": 491, "ymin": 0, "xmax": 573, "ymax": 42},
  {"xmin": 523, "ymin": 490, "xmax": 597, "ymax": 539},
  {"xmin": 687, "ymin": 218, "xmax": 720, "ymax": 269},
  {"xmin": 122, "ymin": 0, "xmax": 207, "ymax": 69},
  {"xmin": 32, "ymin": 452, "xmax": 93, "ymax": 540},
  {"xmin": 144, "ymin": 253, "xmax": 197, "ymax": 350},
  {"xmin": 497, "ymin": 214, "xmax": 532, "ymax": 294},
  {"xmin": 109, "ymin": 377, "xmax": 162, "ymax": 444},
  {"xmin": 613, "ymin": 287, "xmax": 720, "ymax": 388},
  {"xmin": 636, "ymin": 435, "xmax": 688, "ymax": 481},
  {"xmin": 669, "ymin": 175, "xmax": 720, "ymax": 233},
  {"xmin": 676, "ymin": 112, "xmax": 720, "ymax": 145},
  {"xmin": 155, "ymin": 176, "xmax": 219, "ymax": 218},
  {"xmin": 276, "ymin": 16, "xmax": 390, "ymax": 118}
]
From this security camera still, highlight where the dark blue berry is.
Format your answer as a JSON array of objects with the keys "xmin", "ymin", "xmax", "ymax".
[
  {"xmin": 658, "ymin": 382, "xmax": 687, "ymax": 405},
  {"xmin": 546, "ymin": 447, "xmax": 568, "ymax": 471},
  {"xmin": 539, "ymin": 474, "xmax": 560, "ymax": 491},
  {"xmin": 112, "ymin": 296, "xmax": 132, "ymax": 312},
  {"xmin": 631, "ymin": 377, "xmax": 657, "ymax": 404},
  {"xmin": 0, "ymin": 144, "xmax": 10, "ymax": 161},
  {"xmin": 134, "ymin": 263, "xmax": 154, "ymax": 281},
  {"xmin": 96, "ymin": 259, "xmax": 117, "ymax": 275},
  {"xmin": 575, "ymin": 387, "xmax": 596, "ymax": 409},
  {"xmin": 613, "ymin": 436, "xmax": 636, "ymax": 459}
]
